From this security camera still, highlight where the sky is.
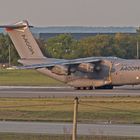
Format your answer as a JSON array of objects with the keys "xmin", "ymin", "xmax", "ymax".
[{"xmin": 0, "ymin": 0, "xmax": 140, "ymax": 27}]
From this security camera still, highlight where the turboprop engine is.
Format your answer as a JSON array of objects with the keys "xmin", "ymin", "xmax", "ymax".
[
  {"xmin": 51, "ymin": 65, "xmax": 68, "ymax": 75},
  {"xmin": 78, "ymin": 63, "xmax": 102, "ymax": 72},
  {"xmin": 78, "ymin": 63, "xmax": 94, "ymax": 72}
]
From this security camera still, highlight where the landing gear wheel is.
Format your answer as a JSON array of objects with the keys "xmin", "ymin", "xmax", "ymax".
[
  {"xmin": 75, "ymin": 86, "xmax": 93, "ymax": 90},
  {"xmin": 88, "ymin": 86, "xmax": 93, "ymax": 90},
  {"xmin": 95, "ymin": 85, "xmax": 113, "ymax": 90},
  {"xmin": 75, "ymin": 87, "xmax": 81, "ymax": 90},
  {"xmin": 83, "ymin": 87, "xmax": 87, "ymax": 90}
]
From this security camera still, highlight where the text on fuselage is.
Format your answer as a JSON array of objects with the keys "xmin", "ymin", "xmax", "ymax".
[{"xmin": 120, "ymin": 66, "xmax": 140, "ymax": 71}]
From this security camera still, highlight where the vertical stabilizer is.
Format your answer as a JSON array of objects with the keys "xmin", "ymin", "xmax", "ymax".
[{"xmin": 5, "ymin": 20, "xmax": 45, "ymax": 59}]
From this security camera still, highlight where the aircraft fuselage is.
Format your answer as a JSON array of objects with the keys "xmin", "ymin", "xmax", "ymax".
[
  {"xmin": 37, "ymin": 57, "xmax": 140, "ymax": 89},
  {"xmin": 111, "ymin": 59, "xmax": 140, "ymax": 86}
]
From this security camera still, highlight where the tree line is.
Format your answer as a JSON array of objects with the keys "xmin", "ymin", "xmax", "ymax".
[
  {"xmin": 0, "ymin": 33, "xmax": 139, "ymax": 65},
  {"xmin": 45, "ymin": 33, "xmax": 139, "ymax": 59}
]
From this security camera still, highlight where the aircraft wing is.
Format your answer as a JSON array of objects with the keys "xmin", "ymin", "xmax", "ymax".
[{"xmin": 16, "ymin": 57, "xmax": 102, "ymax": 69}]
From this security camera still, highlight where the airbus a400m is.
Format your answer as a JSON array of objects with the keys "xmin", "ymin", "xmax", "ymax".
[{"xmin": 1, "ymin": 21, "xmax": 140, "ymax": 90}]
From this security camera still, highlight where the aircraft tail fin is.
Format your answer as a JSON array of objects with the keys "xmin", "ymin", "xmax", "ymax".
[{"xmin": 1, "ymin": 20, "xmax": 45, "ymax": 59}]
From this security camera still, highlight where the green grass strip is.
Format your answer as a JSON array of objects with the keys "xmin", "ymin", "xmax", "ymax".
[{"xmin": 0, "ymin": 69, "xmax": 63, "ymax": 86}]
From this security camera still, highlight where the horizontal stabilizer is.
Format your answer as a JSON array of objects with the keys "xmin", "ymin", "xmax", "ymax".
[
  {"xmin": 0, "ymin": 25, "xmax": 27, "ymax": 29},
  {"xmin": 0, "ymin": 21, "xmax": 33, "ymax": 30}
]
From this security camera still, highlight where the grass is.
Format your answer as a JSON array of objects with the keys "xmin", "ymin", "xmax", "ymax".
[
  {"xmin": 0, "ymin": 97, "xmax": 140, "ymax": 124},
  {"xmin": 0, "ymin": 69, "xmax": 63, "ymax": 86},
  {"xmin": 0, "ymin": 133, "xmax": 139, "ymax": 140},
  {"xmin": 0, "ymin": 70, "xmax": 140, "ymax": 139},
  {"xmin": 0, "ymin": 70, "xmax": 140, "ymax": 124}
]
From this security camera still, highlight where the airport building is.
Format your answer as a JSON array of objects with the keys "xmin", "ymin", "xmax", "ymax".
[
  {"xmin": 0, "ymin": 27, "xmax": 137, "ymax": 40},
  {"xmin": 31, "ymin": 26, "xmax": 137, "ymax": 40}
]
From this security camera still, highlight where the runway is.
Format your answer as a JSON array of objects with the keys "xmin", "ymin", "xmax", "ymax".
[
  {"xmin": 0, "ymin": 121, "xmax": 140, "ymax": 137},
  {"xmin": 0, "ymin": 86, "xmax": 140, "ymax": 137},
  {"xmin": 0, "ymin": 85, "xmax": 139, "ymax": 97}
]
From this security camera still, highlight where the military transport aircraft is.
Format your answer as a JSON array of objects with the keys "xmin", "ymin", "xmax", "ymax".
[{"xmin": 1, "ymin": 20, "xmax": 140, "ymax": 89}]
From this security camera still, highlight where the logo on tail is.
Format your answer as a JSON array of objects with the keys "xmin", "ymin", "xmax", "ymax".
[{"xmin": 21, "ymin": 34, "xmax": 35, "ymax": 55}]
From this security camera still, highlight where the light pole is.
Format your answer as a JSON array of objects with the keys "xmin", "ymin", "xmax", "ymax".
[
  {"xmin": 8, "ymin": 44, "xmax": 11, "ymax": 67},
  {"xmin": 137, "ymin": 40, "xmax": 139, "ymax": 59},
  {"xmin": 136, "ymin": 27, "xmax": 140, "ymax": 59}
]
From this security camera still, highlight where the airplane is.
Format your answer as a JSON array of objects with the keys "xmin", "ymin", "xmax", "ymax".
[{"xmin": 0, "ymin": 20, "xmax": 140, "ymax": 90}]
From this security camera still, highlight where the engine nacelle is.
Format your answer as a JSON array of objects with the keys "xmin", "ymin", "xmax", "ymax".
[
  {"xmin": 51, "ymin": 65, "xmax": 68, "ymax": 75},
  {"xmin": 78, "ymin": 63, "xmax": 94, "ymax": 72}
]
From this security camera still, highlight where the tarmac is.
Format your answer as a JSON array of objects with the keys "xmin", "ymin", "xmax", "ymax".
[
  {"xmin": 0, "ymin": 85, "xmax": 139, "ymax": 97},
  {"xmin": 0, "ymin": 121, "xmax": 140, "ymax": 137}
]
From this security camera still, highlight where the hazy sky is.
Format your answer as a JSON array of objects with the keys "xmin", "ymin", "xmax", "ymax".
[{"xmin": 0, "ymin": 0, "xmax": 140, "ymax": 26}]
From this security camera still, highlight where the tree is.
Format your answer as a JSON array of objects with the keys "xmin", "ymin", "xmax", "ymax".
[
  {"xmin": 45, "ymin": 34, "xmax": 77, "ymax": 59},
  {"xmin": 0, "ymin": 34, "xmax": 19, "ymax": 65}
]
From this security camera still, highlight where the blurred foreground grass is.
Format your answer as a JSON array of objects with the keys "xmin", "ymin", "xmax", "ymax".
[
  {"xmin": 0, "ymin": 69, "xmax": 63, "ymax": 86},
  {"xmin": 0, "ymin": 97, "xmax": 140, "ymax": 124},
  {"xmin": 0, "ymin": 133, "xmax": 139, "ymax": 140}
]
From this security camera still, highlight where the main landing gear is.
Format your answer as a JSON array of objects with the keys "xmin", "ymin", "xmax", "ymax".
[
  {"xmin": 75, "ymin": 85, "xmax": 113, "ymax": 90},
  {"xmin": 75, "ymin": 86, "xmax": 93, "ymax": 90},
  {"xmin": 95, "ymin": 85, "xmax": 113, "ymax": 90}
]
